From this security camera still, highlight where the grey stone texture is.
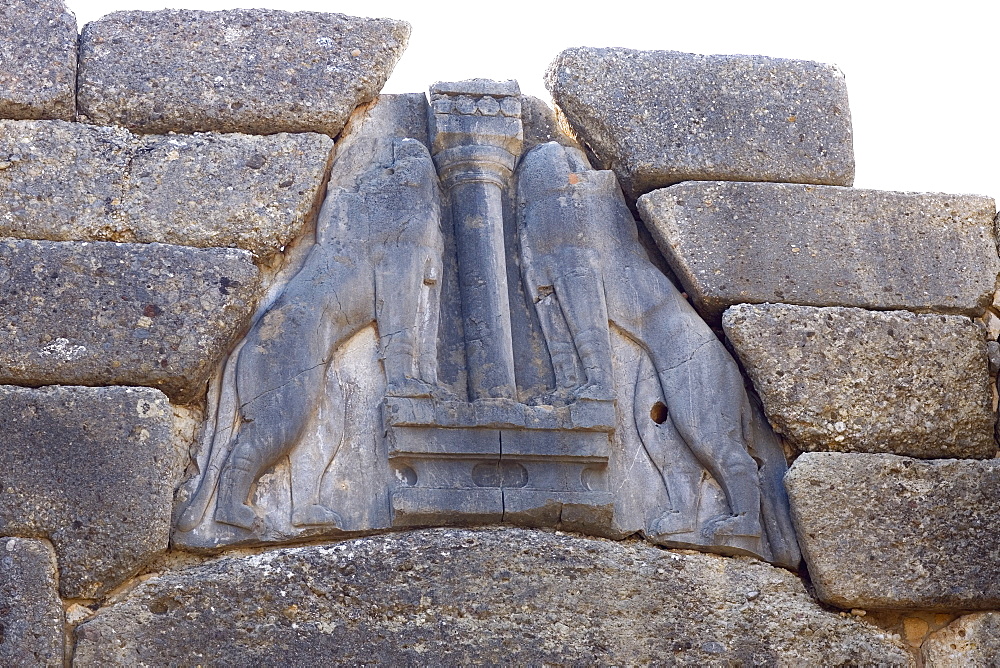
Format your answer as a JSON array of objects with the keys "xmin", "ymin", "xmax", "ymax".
[
  {"xmin": 724, "ymin": 304, "xmax": 996, "ymax": 459},
  {"xmin": 786, "ymin": 452, "xmax": 1000, "ymax": 610},
  {"xmin": 0, "ymin": 240, "xmax": 261, "ymax": 403},
  {"xmin": 175, "ymin": 94, "xmax": 445, "ymax": 548},
  {"xmin": 546, "ymin": 47, "xmax": 854, "ymax": 200},
  {"xmin": 519, "ymin": 95, "xmax": 583, "ymax": 153},
  {"xmin": 639, "ymin": 182, "xmax": 1000, "ymax": 322},
  {"xmin": 922, "ymin": 612, "xmax": 1000, "ymax": 667},
  {"xmin": 515, "ymin": 142, "xmax": 799, "ymax": 566},
  {"xmin": 77, "ymin": 9, "xmax": 410, "ymax": 136},
  {"xmin": 0, "ymin": 385, "xmax": 187, "ymax": 599},
  {"xmin": 74, "ymin": 528, "xmax": 910, "ymax": 666},
  {"xmin": 0, "ymin": 538, "xmax": 63, "ymax": 667},
  {"xmin": 0, "ymin": 119, "xmax": 334, "ymax": 259},
  {"xmin": 0, "ymin": 0, "xmax": 77, "ymax": 121}
]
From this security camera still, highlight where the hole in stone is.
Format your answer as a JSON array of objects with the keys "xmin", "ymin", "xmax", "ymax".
[
  {"xmin": 650, "ymin": 401, "xmax": 668, "ymax": 424},
  {"xmin": 393, "ymin": 465, "xmax": 417, "ymax": 487}
]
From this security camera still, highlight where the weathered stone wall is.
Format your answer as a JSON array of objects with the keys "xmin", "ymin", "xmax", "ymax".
[{"xmin": 1, "ymin": 2, "xmax": 997, "ymax": 666}]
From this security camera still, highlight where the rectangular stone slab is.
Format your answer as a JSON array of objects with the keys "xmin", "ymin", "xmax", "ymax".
[
  {"xmin": 546, "ymin": 48, "xmax": 854, "ymax": 200},
  {"xmin": 639, "ymin": 182, "xmax": 1000, "ymax": 321},
  {"xmin": 0, "ymin": 385, "xmax": 186, "ymax": 599},
  {"xmin": 724, "ymin": 304, "xmax": 996, "ymax": 459},
  {"xmin": 0, "ymin": 0, "xmax": 77, "ymax": 121},
  {"xmin": 0, "ymin": 538, "xmax": 63, "ymax": 666},
  {"xmin": 0, "ymin": 239, "xmax": 261, "ymax": 402},
  {"xmin": 786, "ymin": 452, "xmax": 1000, "ymax": 610},
  {"xmin": 0, "ymin": 120, "xmax": 333, "ymax": 259},
  {"xmin": 77, "ymin": 9, "xmax": 410, "ymax": 136}
]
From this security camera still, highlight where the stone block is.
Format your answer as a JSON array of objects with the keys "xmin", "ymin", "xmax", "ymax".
[
  {"xmin": 0, "ymin": 538, "xmax": 63, "ymax": 667},
  {"xmin": 0, "ymin": 120, "xmax": 333, "ymax": 258},
  {"xmin": 922, "ymin": 612, "xmax": 1000, "ymax": 666},
  {"xmin": 0, "ymin": 240, "xmax": 261, "ymax": 403},
  {"xmin": 74, "ymin": 528, "xmax": 910, "ymax": 665},
  {"xmin": 0, "ymin": 0, "xmax": 77, "ymax": 121},
  {"xmin": 546, "ymin": 47, "xmax": 854, "ymax": 200},
  {"xmin": 786, "ymin": 453, "xmax": 1000, "ymax": 610},
  {"xmin": 0, "ymin": 120, "xmax": 132, "ymax": 237},
  {"xmin": 78, "ymin": 9, "xmax": 410, "ymax": 136},
  {"xmin": 120, "ymin": 132, "xmax": 332, "ymax": 255},
  {"xmin": 639, "ymin": 182, "xmax": 1000, "ymax": 321},
  {"xmin": 0, "ymin": 386, "xmax": 187, "ymax": 599},
  {"xmin": 724, "ymin": 304, "xmax": 996, "ymax": 459}
]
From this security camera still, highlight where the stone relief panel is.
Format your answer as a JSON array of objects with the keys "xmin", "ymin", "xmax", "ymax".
[{"xmin": 173, "ymin": 82, "xmax": 801, "ymax": 569}]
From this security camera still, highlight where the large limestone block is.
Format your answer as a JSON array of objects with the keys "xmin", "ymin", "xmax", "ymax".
[
  {"xmin": 121, "ymin": 132, "xmax": 332, "ymax": 254},
  {"xmin": 0, "ymin": 386, "xmax": 187, "ymax": 599},
  {"xmin": 922, "ymin": 612, "xmax": 1000, "ymax": 667},
  {"xmin": 639, "ymin": 182, "xmax": 1000, "ymax": 321},
  {"xmin": 74, "ymin": 528, "xmax": 910, "ymax": 665},
  {"xmin": 0, "ymin": 0, "xmax": 77, "ymax": 121},
  {"xmin": 0, "ymin": 538, "xmax": 63, "ymax": 667},
  {"xmin": 0, "ymin": 120, "xmax": 333, "ymax": 258},
  {"xmin": 724, "ymin": 304, "xmax": 996, "ymax": 459},
  {"xmin": 0, "ymin": 240, "xmax": 261, "ymax": 403},
  {"xmin": 78, "ymin": 9, "xmax": 410, "ymax": 136},
  {"xmin": 0, "ymin": 119, "xmax": 131, "ymax": 241},
  {"xmin": 545, "ymin": 47, "xmax": 854, "ymax": 200},
  {"xmin": 786, "ymin": 453, "xmax": 1000, "ymax": 611}
]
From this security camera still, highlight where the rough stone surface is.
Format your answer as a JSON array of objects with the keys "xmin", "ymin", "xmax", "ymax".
[
  {"xmin": 922, "ymin": 612, "xmax": 1000, "ymax": 667},
  {"xmin": 74, "ymin": 528, "xmax": 909, "ymax": 665},
  {"xmin": 0, "ymin": 240, "xmax": 261, "ymax": 403},
  {"xmin": 78, "ymin": 9, "xmax": 410, "ymax": 136},
  {"xmin": 0, "ymin": 120, "xmax": 131, "ymax": 235},
  {"xmin": 546, "ymin": 47, "xmax": 854, "ymax": 200},
  {"xmin": 639, "ymin": 182, "xmax": 1000, "ymax": 322},
  {"xmin": 0, "ymin": 538, "xmax": 63, "ymax": 667},
  {"xmin": 786, "ymin": 453, "xmax": 1000, "ymax": 611},
  {"xmin": 0, "ymin": 385, "xmax": 187, "ymax": 599},
  {"xmin": 519, "ymin": 95, "xmax": 582, "ymax": 153},
  {"xmin": 0, "ymin": 0, "xmax": 77, "ymax": 121},
  {"xmin": 0, "ymin": 119, "xmax": 333, "ymax": 258},
  {"xmin": 724, "ymin": 304, "xmax": 996, "ymax": 459}
]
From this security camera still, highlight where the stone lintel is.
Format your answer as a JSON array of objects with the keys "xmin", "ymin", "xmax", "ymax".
[{"xmin": 430, "ymin": 79, "xmax": 521, "ymax": 97}]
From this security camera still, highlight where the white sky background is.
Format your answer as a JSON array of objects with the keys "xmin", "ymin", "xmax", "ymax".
[{"xmin": 66, "ymin": 0, "xmax": 999, "ymax": 200}]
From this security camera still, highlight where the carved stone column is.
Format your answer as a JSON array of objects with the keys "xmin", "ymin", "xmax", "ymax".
[{"xmin": 429, "ymin": 79, "xmax": 523, "ymax": 400}]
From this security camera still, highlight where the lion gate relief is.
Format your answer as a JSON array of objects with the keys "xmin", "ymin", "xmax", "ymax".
[{"xmin": 173, "ymin": 80, "xmax": 800, "ymax": 569}]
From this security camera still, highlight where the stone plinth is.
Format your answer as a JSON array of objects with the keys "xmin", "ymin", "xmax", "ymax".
[{"xmin": 385, "ymin": 398, "xmax": 615, "ymax": 532}]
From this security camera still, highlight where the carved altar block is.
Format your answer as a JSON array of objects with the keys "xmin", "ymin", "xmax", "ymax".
[{"xmin": 385, "ymin": 397, "xmax": 614, "ymax": 531}]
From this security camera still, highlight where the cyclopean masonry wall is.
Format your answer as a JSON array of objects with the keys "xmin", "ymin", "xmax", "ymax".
[{"xmin": 0, "ymin": 3, "xmax": 996, "ymax": 666}]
